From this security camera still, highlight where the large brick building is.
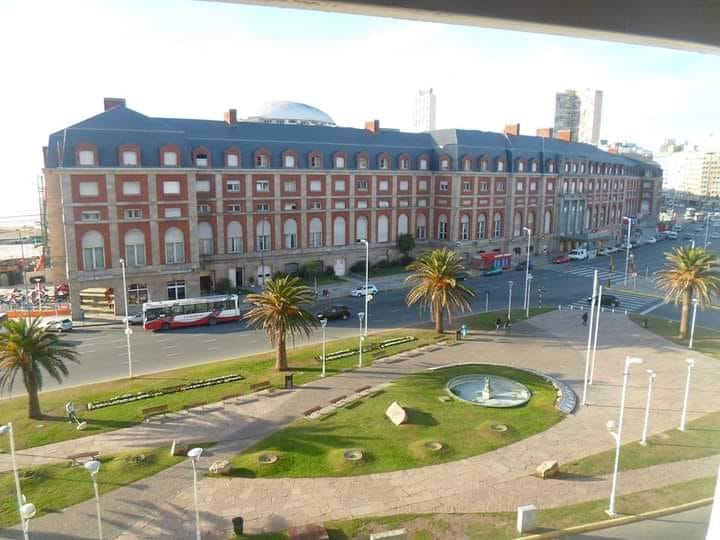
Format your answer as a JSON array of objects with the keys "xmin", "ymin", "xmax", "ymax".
[{"xmin": 43, "ymin": 99, "xmax": 662, "ymax": 316}]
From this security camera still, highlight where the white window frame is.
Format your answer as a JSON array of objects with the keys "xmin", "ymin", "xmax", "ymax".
[
  {"xmin": 125, "ymin": 209, "xmax": 143, "ymax": 219},
  {"xmin": 78, "ymin": 150, "xmax": 95, "ymax": 166},
  {"xmin": 334, "ymin": 156, "xmax": 345, "ymax": 169},
  {"xmin": 163, "ymin": 180, "xmax": 181, "ymax": 195},
  {"xmin": 284, "ymin": 154, "xmax": 296, "ymax": 168},
  {"xmin": 164, "ymin": 208, "xmax": 181, "ymax": 218},
  {"xmin": 226, "ymin": 153, "xmax": 239, "ymax": 168},
  {"xmin": 121, "ymin": 150, "xmax": 138, "ymax": 166},
  {"xmin": 79, "ymin": 181, "xmax": 99, "ymax": 197},
  {"xmin": 163, "ymin": 151, "xmax": 178, "ymax": 166},
  {"xmin": 226, "ymin": 180, "xmax": 241, "ymax": 192},
  {"xmin": 81, "ymin": 211, "xmax": 101, "ymax": 222},
  {"xmin": 122, "ymin": 181, "xmax": 141, "ymax": 196},
  {"xmin": 195, "ymin": 180, "xmax": 211, "ymax": 192}
]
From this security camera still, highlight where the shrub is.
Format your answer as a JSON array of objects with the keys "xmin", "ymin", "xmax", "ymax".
[
  {"xmin": 214, "ymin": 278, "xmax": 232, "ymax": 294},
  {"xmin": 324, "ymin": 265, "xmax": 336, "ymax": 276},
  {"xmin": 349, "ymin": 261, "xmax": 365, "ymax": 273}
]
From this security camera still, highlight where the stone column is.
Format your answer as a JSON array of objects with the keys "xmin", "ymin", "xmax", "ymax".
[
  {"xmin": 106, "ymin": 173, "xmax": 120, "ymax": 269},
  {"xmin": 148, "ymin": 173, "xmax": 160, "ymax": 267},
  {"xmin": 215, "ymin": 173, "xmax": 225, "ymax": 254}
]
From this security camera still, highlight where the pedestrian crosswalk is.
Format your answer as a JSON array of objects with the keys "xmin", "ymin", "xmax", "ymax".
[
  {"xmin": 565, "ymin": 290, "xmax": 654, "ymax": 314},
  {"xmin": 553, "ymin": 265, "xmax": 619, "ymax": 282}
]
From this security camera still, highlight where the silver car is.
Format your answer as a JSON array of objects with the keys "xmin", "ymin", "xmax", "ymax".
[{"xmin": 45, "ymin": 318, "xmax": 73, "ymax": 333}]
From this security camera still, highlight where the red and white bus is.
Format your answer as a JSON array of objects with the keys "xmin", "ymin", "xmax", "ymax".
[{"xmin": 143, "ymin": 294, "xmax": 241, "ymax": 331}]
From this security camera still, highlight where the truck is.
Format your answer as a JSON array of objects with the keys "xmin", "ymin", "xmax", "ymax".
[{"xmin": 568, "ymin": 248, "xmax": 589, "ymax": 260}]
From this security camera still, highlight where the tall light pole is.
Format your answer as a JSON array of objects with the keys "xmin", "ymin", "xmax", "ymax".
[
  {"xmin": 0, "ymin": 422, "xmax": 31, "ymax": 540},
  {"xmin": 507, "ymin": 280, "xmax": 514, "ymax": 320},
  {"xmin": 525, "ymin": 275, "xmax": 533, "ymax": 317},
  {"xmin": 640, "ymin": 369, "xmax": 656, "ymax": 446},
  {"xmin": 84, "ymin": 460, "xmax": 103, "ymax": 539},
  {"xmin": 357, "ymin": 239, "xmax": 370, "ymax": 336},
  {"xmin": 679, "ymin": 358, "xmax": 695, "ymax": 432},
  {"xmin": 320, "ymin": 317, "xmax": 327, "ymax": 377},
  {"xmin": 622, "ymin": 216, "xmax": 632, "ymax": 286},
  {"xmin": 522, "ymin": 227, "xmax": 531, "ymax": 310},
  {"xmin": 187, "ymin": 447, "xmax": 204, "ymax": 540},
  {"xmin": 689, "ymin": 298, "xmax": 699, "ymax": 349},
  {"xmin": 582, "ymin": 270, "xmax": 599, "ymax": 405},
  {"xmin": 589, "ymin": 284, "xmax": 603, "ymax": 385},
  {"xmin": 704, "ymin": 216, "xmax": 711, "ymax": 249},
  {"xmin": 357, "ymin": 312, "xmax": 365, "ymax": 367},
  {"xmin": 16, "ymin": 229, "xmax": 29, "ymax": 314},
  {"xmin": 119, "ymin": 258, "xmax": 133, "ymax": 378},
  {"xmin": 606, "ymin": 356, "xmax": 645, "ymax": 517}
]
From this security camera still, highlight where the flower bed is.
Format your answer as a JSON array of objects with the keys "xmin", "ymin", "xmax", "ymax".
[
  {"xmin": 379, "ymin": 336, "xmax": 415, "ymax": 348},
  {"xmin": 316, "ymin": 336, "xmax": 417, "ymax": 362},
  {"xmin": 86, "ymin": 374, "xmax": 245, "ymax": 410}
]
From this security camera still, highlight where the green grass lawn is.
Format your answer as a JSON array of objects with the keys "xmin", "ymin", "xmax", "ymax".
[
  {"xmin": 230, "ymin": 364, "xmax": 563, "ymax": 478},
  {"xmin": 563, "ymin": 410, "xmax": 720, "ymax": 477},
  {"xmin": 0, "ymin": 445, "xmax": 212, "ymax": 528},
  {"xmin": 630, "ymin": 314, "xmax": 720, "ymax": 361},
  {"xmin": 461, "ymin": 308, "xmax": 553, "ymax": 330},
  {"xmin": 0, "ymin": 328, "xmax": 442, "ymax": 453}
]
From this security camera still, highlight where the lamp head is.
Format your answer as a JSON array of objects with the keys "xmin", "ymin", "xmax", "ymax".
[
  {"xmin": 119, "ymin": 258, "xmax": 125, "ymax": 265},
  {"xmin": 187, "ymin": 447, "xmax": 203, "ymax": 460},
  {"xmin": 508, "ymin": 280, "xmax": 514, "ymax": 286},
  {"xmin": 358, "ymin": 311, "xmax": 365, "ymax": 321},
  {"xmin": 0, "ymin": 424, "xmax": 9, "ymax": 435},
  {"xmin": 320, "ymin": 317, "xmax": 327, "ymax": 328},
  {"xmin": 686, "ymin": 358, "xmax": 696, "ymax": 368},
  {"xmin": 84, "ymin": 459, "xmax": 101, "ymax": 476},
  {"xmin": 646, "ymin": 369, "xmax": 656, "ymax": 378},
  {"xmin": 20, "ymin": 502, "xmax": 36, "ymax": 520},
  {"xmin": 606, "ymin": 420, "xmax": 617, "ymax": 432},
  {"xmin": 626, "ymin": 356, "xmax": 645, "ymax": 367}
]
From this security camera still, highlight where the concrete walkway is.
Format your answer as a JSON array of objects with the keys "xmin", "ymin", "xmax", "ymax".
[{"xmin": 1, "ymin": 310, "xmax": 719, "ymax": 539}]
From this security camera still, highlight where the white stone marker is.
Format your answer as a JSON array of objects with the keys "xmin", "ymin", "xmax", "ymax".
[{"xmin": 517, "ymin": 504, "xmax": 537, "ymax": 533}]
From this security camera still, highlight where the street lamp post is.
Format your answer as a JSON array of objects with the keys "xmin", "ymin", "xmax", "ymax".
[
  {"xmin": 522, "ymin": 227, "xmax": 531, "ymax": 310},
  {"xmin": 622, "ymin": 216, "xmax": 632, "ymax": 286},
  {"xmin": 84, "ymin": 460, "xmax": 103, "ymax": 539},
  {"xmin": 0, "ymin": 422, "xmax": 31, "ymax": 540},
  {"xmin": 119, "ymin": 258, "xmax": 133, "ymax": 379},
  {"xmin": 357, "ymin": 239, "xmax": 370, "ymax": 336},
  {"xmin": 704, "ymin": 216, "xmax": 711, "ymax": 249},
  {"xmin": 357, "ymin": 312, "xmax": 365, "ymax": 368},
  {"xmin": 679, "ymin": 358, "xmax": 695, "ymax": 432},
  {"xmin": 640, "ymin": 369, "xmax": 657, "ymax": 446},
  {"xmin": 507, "ymin": 281, "xmax": 514, "ymax": 320},
  {"xmin": 525, "ymin": 275, "xmax": 533, "ymax": 317},
  {"xmin": 187, "ymin": 447, "xmax": 204, "ymax": 540},
  {"xmin": 606, "ymin": 356, "xmax": 645, "ymax": 517},
  {"xmin": 689, "ymin": 298, "xmax": 699, "ymax": 349},
  {"xmin": 582, "ymin": 270, "xmax": 599, "ymax": 405},
  {"xmin": 589, "ymin": 284, "xmax": 603, "ymax": 385},
  {"xmin": 320, "ymin": 317, "xmax": 328, "ymax": 377},
  {"xmin": 16, "ymin": 230, "xmax": 30, "ymax": 314}
]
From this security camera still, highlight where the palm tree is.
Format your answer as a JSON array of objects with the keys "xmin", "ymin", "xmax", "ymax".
[
  {"xmin": 243, "ymin": 275, "xmax": 319, "ymax": 371},
  {"xmin": 405, "ymin": 248, "xmax": 475, "ymax": 333},
  {"xmin": 655, "ymin": 246, "xmax": 720, "ymax": 339},
  {"xmin": 0, "ymin": 318, "xmax": 79, "ymax": 419}
]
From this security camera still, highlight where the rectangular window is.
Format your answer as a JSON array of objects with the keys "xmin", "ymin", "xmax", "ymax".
[
  {"xmin": 226, "ymin": 154, "xmax": 239, "ymax": 167},
  {"xmin": 284, "ymin": 155, "xmax": 296, "ymax": 168},
  {"xmin": 399, "ymin": 200, "xmax": 409, "ymax": 207},
  {"xmin": 126, "ymin": 244, "xmax": 145, "ymax": 267},
  {"xmin": 400, "ymin": 159, "xmax": 409, "ymax": 170},
  {"xmin": 310, "ymin": 180, "xmax": 322, "ymax": 192},
  {"xmin": 163, "ymin": 152, "xmax": 177, "ymax": 166},
  {"xmin": 439, "ymin": 181, "xmax": 449, "ymax": 191},
  {"xmin": 463, "ymin": 181, "xmax": 472, "ymax": 191},
  {"xmin": 163, "ymin": 180, "xmax": 180, "ymax": 195},
  {"xmin": 122, "ymin": 151, "xmax": 137, "ymax": 166},
  {"xmin": 418, "ymin": 199, "xmax": 427, "ymax": 207},
  {"xmin": 463, "ymin": 161, "xmax": 472, "ymax": 172},
  {"xmin": 78, "ymin": 150, "xmax": 95, "ymax": 166},
  {"xmin": 460, "ymin": 221, "xmax": 469, "ymax": 240},
  {"xmin": 226, "ymin": 180, "xmax": 241, "ymax": 192},
  {"xmin": 198, "ymin": 204, "xmax": 210, "ymax": 214},
  {"xmin": 310, "ymin": 201, "xmax": 322, "ymax": 209},
  {"xmin": 125, "ymin": 209, "xmax": 143, "ymax": 219},
  {"xmin": 496, "ymin": 182, "xmax": 505, "ymax": 193},
  {"xmin": 164, "ymin": 207, "xmax": 181, "ymax": 218},
  {"xmin": 79, "ymin": 181, "xmax": 99, "ymax": 197},
  {"xmin": 284, "ymin": 202, "xmax": 297, "ymax": 211},
  {"xmin": 257, "ymin": 232, "xmax": 270, "ymax": 251},
  {"xmin": 122, "ymin": 181, "xmax": 140, "ymax": 196},
  {"xmin": 378, "ymin": 200, "xmax": 390, "ymax": 208},
  {"xmin": 357, "ymin": 179, "xmax": 368, "ymax": 191},
  {"xmin": 379, "ymin": 180, "xmax": 389, "ymax": 191},
  {"xmin": 547, "ymin": 182, "xmax": 554, "ymax": 192},
  {"xmin": 358, "ymin": 158, "xmax": 368, "ymax": 169},
  {"xmin": 196, "ymin": 180, "xmax": 210, "ymax": 192},
  {"xmin": 256, "ymin": 203, "xmax": 270, "ymax": 212},
  {"xmin": 516, "ymin": 181, "xmax": 524, "ymax": 192},
  {"xmin": 284, "ymin": 232, "xmax": 297, "ymax": 249},
  {"xmin": 357, "ymin": 200, "xmax": 368, "ymax": 209},
  {"xmin": 417, "ymin": 221, "xmax": 426, "ymax": 240},
  {"xmin": 310, "ymin": 231, "xmax": 322, "ymax": 248},
  {"xmin": 81, "ymin": 211, "xmax": 100, "ymax": 221},
  {"xmin": 334, "ymin": 179, "xmax": 346, "ymax": 191},
  {"xmin": 256, "ymin": 180, "xmax": 270, "ymax": 192},
  {"xmin": 228, "ymin": 236, "xmax": 243, "ymax": 253},
  {"xmin": 166, "ymin": 241, "xmax": 184, "ymax": 264},
  {"xmin": 83, "ymin": 246, "xmax": 104, "ymax": 270},
  {"xmin": 284, "ymin": 180, "xmax": 297, "ymax": 192},
  {"xmin": 418, "ymin": 180, "xmax": 428, "ymax": 191},
  {"xmin": 195, "ymin": 154, "xmax": 208, "ymax": 167},
  {"xmin": 399, "ymin": 180, "xmax": 409, "ymax": 191},
  {"xmin": 530, "ymin": 181, "xmax": 537, "ymax": 192},
  {"xmin": 256, "ymin": 155, "xmax": 268, "ymax": 168},
  {"xmin": 335, "ymin": 156, "xmax": 345, "ymax": 168},
  {"xmin": 199, "ymin": 238, "xmax": 213, "ymax": 255},
  {"xmin": 334, "ymin": 201, "xmax": 346, "ymax": 209},
  {"xmin": 439, "ymin": 221, "xmax": 448, "ymax": 239},
  {"xmin": 419, "ymin": 159, "xmax": 428, "ymax": 170},
  {"xmin": 227, "ymin": 204, "xmax": 242, "ymax": 213},
  {"xmin": 479, "ymin": 181, "xmax": 488, "ymax": 192},
  {"xmin": 167, "ymin": 280, "xmax": 186, "ymax": 300}
]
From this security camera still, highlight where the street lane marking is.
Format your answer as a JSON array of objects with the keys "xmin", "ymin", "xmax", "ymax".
[
  {"xmin": 201, "ymin": 338, "xmax": 217, "ymax": 343},
  {"xmin": 162, "ymin": 345, "xmax": 177, "ymax": 349},
  {"xmin": 79, "ymin": 349, "xmax": 96, "ymax": 354},
  {"xmin": 208, "ymin": 346, "xmax": 221, "ymax": 351},
  {"xmin": 641, "ymin": 301, "xmax": 665, "ymax": 315}
]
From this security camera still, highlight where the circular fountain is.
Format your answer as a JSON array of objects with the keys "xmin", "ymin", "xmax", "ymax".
[{"xmin": 446, "ymin": 374, "xmax": 531, "ymax": 408}]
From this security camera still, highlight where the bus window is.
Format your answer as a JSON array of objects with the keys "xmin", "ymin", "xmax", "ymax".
[{"xmin": 145, "ymin": 308, "xmax": 161, "ymax": 321}]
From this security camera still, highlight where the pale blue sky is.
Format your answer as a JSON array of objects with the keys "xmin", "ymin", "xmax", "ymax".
[{"xmin": 1, "ymin": 0, "xmax": 719, "ymax": 222}]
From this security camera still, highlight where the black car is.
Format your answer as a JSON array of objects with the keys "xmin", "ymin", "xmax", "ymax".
[
  {"xmin": 586, "ymin": 294, "xmax": 620, "ymax": 307},
  {"xmin": 317, "ymin": 305, "xmax": 351, "ymax": 321},
  {"xmin": 515, "ymin": 261, "xmax": 534, "ymax": 271}
]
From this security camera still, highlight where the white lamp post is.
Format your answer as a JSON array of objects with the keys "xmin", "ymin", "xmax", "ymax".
[
  {"xmin": 19, "ymin": 502, "xmax": 36, "ymax": 538},
  {"xmin": 507, "ymin": 280, "xmax": 514, "ymax": 320},
  {"xmin": 357, "ymin": 312, "xmax": 365, "ymax": 367},
  {"xmin": 357, "ymin": 239, "xmax": 370, "ymax": 336},
  {"xmin": 622, "ymin": 216, "xmax": 632, "ymax": 286},
  {"xmin": 689, "ymin": 298, "xmax": 699, "ymax": 349},
  {"xmin": 525, "ymin": 274, "xmax": 533, "ymax": 317},
  {"xmin": 320, "ymin": 317, "xmax": 328, "ymax": 377},
  {"xmin": 119, "ymin": 258, "xmax": 133, "ymax": 379},
  {"xmin": 0, "ymin": 422, "xmax": 31, "ymax": 540},
  {"xmin": 679, "ymin": 358, "xmax": 695, "ymax": 432},
  {"xmin": 187, "ymin": 447, "xmax": 204, "ymax": 540},
  {"xmin": 639, "ymin": 369, "xmax": 656, "ymax": 446},
  {"xmin": 606, "ymin": 356, "xmax": 645, "ymax": 517},
  {"xmin": 589, "ymin": 284, "xmax": 603, "ymax": 385},
  {"xmin": 522, "ymin": 227, "xmax": 531, "ymax": 310},
  {"xmin": 84, "ymin": 460, "xmax": 103, "ymax": 539},
  {"xmin": 582, "ymin": 270, "xmax": 599, "ymax": 405}
]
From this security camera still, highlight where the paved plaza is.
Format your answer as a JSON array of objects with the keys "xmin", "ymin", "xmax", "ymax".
[{"xmin": 1, "ymin": 309, "xmax": 719, "ymax": 539}]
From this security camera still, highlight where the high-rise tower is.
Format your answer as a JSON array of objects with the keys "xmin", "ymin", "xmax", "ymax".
[{"xmin": 413, "ymin": 88, "xmax": 436, "ymax": 131}]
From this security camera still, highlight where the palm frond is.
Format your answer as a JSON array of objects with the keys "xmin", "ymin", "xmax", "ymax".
[{"xmin": 655, "ymin": 246, "xmax": 720, "ymax": 307}]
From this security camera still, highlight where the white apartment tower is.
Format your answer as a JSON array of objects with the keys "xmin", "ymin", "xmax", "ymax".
[
  {"xmin": 578, "ymin": 89, "xmax": 603, "ymax": 146},
  {"xmin": 413, "ymin": 88, "xmax": 436, "ymax": 131}
]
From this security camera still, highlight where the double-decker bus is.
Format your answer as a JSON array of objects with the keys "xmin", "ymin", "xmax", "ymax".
[{"xmin": 143, "ymin": 294, "xmax": 241, "ymax": 331}]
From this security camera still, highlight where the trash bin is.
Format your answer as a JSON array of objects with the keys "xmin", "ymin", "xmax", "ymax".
[
  {"xmin": 284, "ymin": 373, "xmax": 294, "ymax": 389},
  {"xmin": 455, "ymin": 329, "xmax": 462, "ymax": 341},
  {"xmin": 232, "ymin": 516, "xmax": 244, "ymax": 536}
]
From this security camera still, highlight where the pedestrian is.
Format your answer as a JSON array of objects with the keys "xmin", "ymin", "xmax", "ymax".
[
  {"xmin": 504, "ymin": 317, "xmax": 512, "ymax": 332},
  {"xmin": 582, "ymin": 312, "xmax": 589, "ymax": 326},
  {"xmin": 65, "ymin": 400, "xmax": 79, "ymax": 424},
  {"xmin": 495, "ymin": 317, "xmax": 502, "ymax": 331}
]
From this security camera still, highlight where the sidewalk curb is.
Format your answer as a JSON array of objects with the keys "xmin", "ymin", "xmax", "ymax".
[{"xmin": 516, "ymin": 497, "xmax": 713, "ymax": 539}]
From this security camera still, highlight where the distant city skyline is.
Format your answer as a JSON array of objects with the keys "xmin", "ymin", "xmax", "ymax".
[{"xmin": 1, "ymin": 0, "xmax": 719, "ymax": 222}]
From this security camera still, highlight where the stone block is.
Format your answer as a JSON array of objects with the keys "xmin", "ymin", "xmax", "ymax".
[
  {"xmin": 209, "ymin": 459, "xmax": 232, "ymax": 475},
  {"xmin": 385, "ymin": 401, "xmax": 408, "ymax": 426},
  {"xmin": 536, "ymin": 460, "xmax": 560, "ymax": 479},
  {"xmin": 370, "ymin": 530, "xmax": 408, "ymax": 540},
  {"xmin": 516, "ymin": 504, "xmax": 537, "ymax": 533}
]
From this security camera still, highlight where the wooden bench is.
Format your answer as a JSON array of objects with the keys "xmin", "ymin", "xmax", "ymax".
[
  {"xmin": 303, "ymin": 406, "xmax": 322, "ymax": 417},
  {"xmin": 250, "ymin": 380, "xmax": 271, "ymax": 392},
  {"xmin": 221, "ymin": 393, "xmax": 243, "ymax": 405},
  {"xmin": 140, "ymin": 405, "xmax": 169, "ymax": 422},
  {"xmin": 354, "ymin": 385, "xmax": 372, "ymax": 393},
  {"xmin": 67, "ymin": 450, "xmax": 100, "ymax": 466},
  {"xmin": 329, "ymin": 395, "xmax": 347, "ymax": 405},
  {"xmin": 183, "ymin": 401, "xmax": 207, "ymax": 412}
]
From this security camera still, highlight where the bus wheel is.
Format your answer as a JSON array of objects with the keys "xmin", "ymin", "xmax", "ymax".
[
  {"xmin": 162, "ymin": 322, "xmax": 170, "ymax": 331},
  {"xmin": 208, "ymin": 317, "xmax": 217, "ymax": 325}
]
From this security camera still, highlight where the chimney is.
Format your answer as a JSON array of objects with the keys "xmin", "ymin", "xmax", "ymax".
[
  {"xmin": 224, "ymin": 108, "xmax": 237, "ymax": 125},
  {"xmin": 504, "ymin": 123, "xmax": 520, "ymax": 136},
  {"xmin": 103, "ymin": 97, "xmax": 126, "ymax": 111},
  {"xmin": 608, "ymin": 148, "xmax": 619, "ymax": 154},
  {"xmin": 365, "ymin": 119, "xmax": 380, "ymax": 134},
  {"xmin": 536, "ymin": 127, "xmax": 553, "ymax": 138},
  {"xmin": 556, "ymin": 129, "xmax": 573, "ymax": 142}
]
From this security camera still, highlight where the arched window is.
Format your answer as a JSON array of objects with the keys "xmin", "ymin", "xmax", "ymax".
[
  {"xmin": 284, "ymin": 219, "xmax": 298, "ymax": 249},
  {"xmin": 377, "ymin": 215, "xmax": 389, "ymax": 243},
  {"xmin": 548, "ymin": 161, "xmax": 555, "ymax": 173},
  {"xmin": 531, "ymin": 161, "xmax": 538, "ymax": 172},
  {"xmin": 124, "ymin": 229, "xmax": 145, "ymax": 267},
  {"xmin": 460, "ymin": 215, "xmax": 470, "ymax": 241},
  {"xmin": 164, "ymin": 227, "xmax": 184, "ymax": 264},
  {"xmin": 333, "ymin": 216, "xmax": 346, "ymax": 246},
  {"xmin": 416, "ymin": 214, "xmax": 426, "ymax": 240},
  {"xmin": 438, "ymin": 214, "xmax": 448, "ymax": 240},
  {"xmin": 397, "ymin": 214, "xmax": 409, "ymax": 235},
  {"xmin": 81, "ymin": 230, "xmax": 105, "ymax": 270},
  {"xmin": 256, "ymin": 219, "xmax": 271, "ymax": 251},
  {"xmin": 309, "ymin": 218, "xmax": 323, "ymax": 248},
  {"xmin": 527, "ymin": 211, "xmax": 535, "ymax": 235},
  {"xmin": 493, "ymin": 213, "xmax": 503, "ymax": 238},
  {"xmin": 497, "ymin": 160, "xmax": 505, "ymax": 172},
  {"xmin": 517, "ymin": 161, "xmax": 525, "ymax": 172},
  {"xmin": 543, "ymin": 210, "xmax": 552, "ymax": 235},
  {"xmin": 513, "ymin": 211, "xmax": 523, "ymax": 237},
  {"xmin": 198, "ymin": 222, "xmax": 213, "ymax": 255},
  {"xmin": 227, "ymin": 221, "xmax": 243, "ymax": 253},
  {"xmin": 477, "ymin": 214, "xmax": 486, "ymax": 239},
  {"xmin": 356, "ymin": 216, "xmax": 368, "ymax": 242}
]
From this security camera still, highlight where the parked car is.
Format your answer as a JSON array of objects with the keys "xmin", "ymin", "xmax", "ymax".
[
  {"xmin": 124, "ymin": 312, "xmax": 144, "ymax": 325},
  {"xmin": 646, "ymin": 236, "xmax": 657, "ymax": 244},
  {"xmin": 44, "ymin": 318, "xmax": 73, "ymax": 333},
  {"xmin": 711, "ymin": 232, "xmax": 720, "ymax": 239},
  {"xmin": 586, "ymin": 294, "xmax": 620, "ymax": 307},
  {"xmin": 683, "ymin": 233, "xmax": 693, "ymax": 240},
  {"xmin": 666, "ymin": 231, "xmax": 678, "ymax": 240},
  {"xmin": 568, "ymin": 248, "xmax": 589, "ymax": 260},
  {"xmin": 552, "ymin": 255, "xmax": 571, "ymax": 264},
  {"xmin": 350, "ymin": 284, "xmax": 378, "ymax": 297},
  {"xmin": 482, "ymin": 267, "xmax": 504, "ymax": 277},
  {"xmin": 316, "ymin": 305, "xmax": 351, "ymax": 321},
  {"xmin": 514, "ymin": 261, "xmax": 534, "ymax": 271}
]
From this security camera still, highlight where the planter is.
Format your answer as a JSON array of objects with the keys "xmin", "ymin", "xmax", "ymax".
[
  {"xmin": 258, "ymin": 453, "xmax": 278, "ymax": 465},
  {"xmin": 343, "ymin": 449, "xmax": 363, "ymax": 461}
]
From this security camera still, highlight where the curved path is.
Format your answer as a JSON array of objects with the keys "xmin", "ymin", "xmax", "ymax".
[{"xmin": 2, "ymin": 310, "xmax": 719, "ymax": 539}]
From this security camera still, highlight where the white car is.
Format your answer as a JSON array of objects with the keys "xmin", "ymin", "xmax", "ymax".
[
  {"xmin": 350, "ymin": 284, "xmax": 378, "ymax": 297},
  {"xmin": 646, "ymin": 236, "xmax": 657, "ymax": 244},
  {"xmin": 711, "ymin": 232, "xmax": 720, "ymax": 239},
  {"xmin": 124, "ymin": 312, "xmax": 144, "ymax": 325},
  {"xmin": 568, "ymin": 248, "xmax": 589, "ymax": 260},
  {"xmin": 45, "ymin": 318, "xmax": 73, "ymax": 333}
]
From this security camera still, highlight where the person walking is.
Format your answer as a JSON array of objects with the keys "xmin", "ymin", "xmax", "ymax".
[
  {"xmin": 495, "ymin": 317, "xmax": 502, "ymax": 331},
  {"xmin": 504, "ymin": 317, "xmax": 512, "ymax": 333},
  {"xmin": 582, "ymin": 312, "xmax": 589, "ymax": 326},
  {"xmin": 65, "ymin": 400, "xmax": 79, "ymax": 424}
]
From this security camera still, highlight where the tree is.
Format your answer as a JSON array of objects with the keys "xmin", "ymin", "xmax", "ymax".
[
  {"xmin": 0, "ymin": 318, "xmax": 79, "ymax": 419},
  {"xmin": 398, "ymin": 234, "xmax": 416, "ymax": 257},
  {"xmin": 655, "ymin": 246, "xmax": 720, "ymax": 339},
  {"xmin": 405, "ymin": 248, "xmax": 475, "ymax": 333},
  {"xmin": 242, "ymin": 275, "xmax": 319, "ymax": 371}
]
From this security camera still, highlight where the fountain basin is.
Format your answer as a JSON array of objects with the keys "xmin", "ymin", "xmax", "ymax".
[{"xmin": 446, "ymin": 374, "xmax": 531, "ymax": 408}]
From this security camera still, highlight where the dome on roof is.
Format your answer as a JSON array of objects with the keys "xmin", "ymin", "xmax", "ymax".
[{"xmin": 246, "ymin": 100, "xmax": 336, "ymax": 127}]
